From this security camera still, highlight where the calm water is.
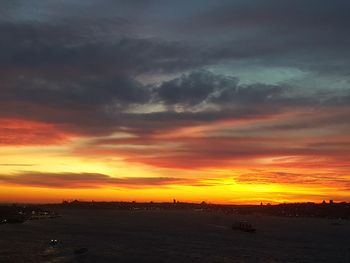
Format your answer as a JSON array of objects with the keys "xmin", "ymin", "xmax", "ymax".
[{"xmin": 0, "ymin": 209, "xmax": 349, "ymax": 262}]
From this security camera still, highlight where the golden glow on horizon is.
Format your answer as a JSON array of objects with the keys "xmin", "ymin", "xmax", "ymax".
[
  {"xmin": 2, "ymin": 145, "xmax": 349, "ymax": 205},
  {"xmin": 1, "ymin": 117, "xmax": 349, "ymax": 205}
]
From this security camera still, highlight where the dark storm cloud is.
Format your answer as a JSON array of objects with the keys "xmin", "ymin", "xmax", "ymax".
[
  {"xmin": 191, "ymin": 0, "xmax": 350, "ymax": 30},
  {"xmin": 2, "ymin": 0, "xmax": 350, "ymax": 62},
  {"xmin": 4, "ymin": 75, "xmax": 150, "ymax": 107},
  {"xmin": 154, "ymin": 70, "xmax": 349, "ymax": 116},
  {"xmin": 176, "ymin": 0, "xmax": 350, "ymax": 75},
  {"xmin": 0, "ymin": 0, "xmax": 349, "ymax": 141},
  {"xmin": 0, "ymin": 67, "xmax": 346, "ymax": 140},
  {"xmin": 0, "ymin": 22, "xmax": 206, "ymax": 74},
  {"xmin": 2, "ymin": 0, "xmax": 348, "ymax": 80},
  {"xmin": 156, "ymin": 70, "xmax": 295, "ymax": 108},
  {"xmin": 156, "ymin": 70, "xmax": 238, "ymax": 105}
]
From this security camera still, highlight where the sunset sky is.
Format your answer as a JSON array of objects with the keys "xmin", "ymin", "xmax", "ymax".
[{"xmin": 0, "ymin": 0, "xmax": 349, "ymax": 204}]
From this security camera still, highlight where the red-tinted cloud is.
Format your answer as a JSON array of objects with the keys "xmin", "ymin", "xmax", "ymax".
[
  {"xmin": 0, "ymin": 119, "xmax": 72, "ymax": 145},
  {"xmin": 0, "ymin": 172, "xmax": 203, "ymax": 189}
]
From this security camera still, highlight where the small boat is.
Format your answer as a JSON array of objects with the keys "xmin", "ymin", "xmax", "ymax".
[
  {"xmin": 5, "ymin": 215, "xmax": 26, "ymax": 224},
  {"xmin": 50, "ymin": 239, "xmax": 58, "ymax": 246},
  {"xmin": 232, "ymin": 220, "xmax": 256, "ymax": 233}
]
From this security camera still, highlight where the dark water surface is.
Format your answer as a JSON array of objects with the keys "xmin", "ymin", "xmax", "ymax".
[{"xmin": 0, "ymin": 209, "xmax": 349, "ymax": 262}]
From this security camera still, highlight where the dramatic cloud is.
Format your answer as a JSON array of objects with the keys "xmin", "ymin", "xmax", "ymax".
[
  {"xmin": 0, "ymin": 0, "xmax": 349, "ymax": 203},
  {"xmin": 0, "ymin": 172, "xmax": 198, "ymax": 189}
]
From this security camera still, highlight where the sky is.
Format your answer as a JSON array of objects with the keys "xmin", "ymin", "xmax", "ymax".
[{"xmin": 0, "ymin": 0, "xmax": 349, "ymax": 204}]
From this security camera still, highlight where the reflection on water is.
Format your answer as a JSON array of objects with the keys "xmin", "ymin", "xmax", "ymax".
[{"xmin": 1, "ymin": 209, "xmax": 350, "ymax": 263}]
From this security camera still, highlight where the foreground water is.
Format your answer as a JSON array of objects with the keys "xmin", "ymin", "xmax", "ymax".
[{"xmin": 0, "ymin": 209, "xmax": 349, "ymax": 263}]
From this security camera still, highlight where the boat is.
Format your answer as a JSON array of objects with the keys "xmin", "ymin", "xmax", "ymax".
[
  {"xmin": 50, "ymin": 239, "xmax": 58, "ymax": 246},
  {"xmin": 5, "ymin": 215, "xmax": 27, "ymax": 224},
  {"xmin": 232, "ymin": 220, "xmax": 256, "ymax": 233}
]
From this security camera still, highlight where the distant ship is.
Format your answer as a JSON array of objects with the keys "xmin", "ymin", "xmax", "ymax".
[
  {"xmin": 232, "ymin": 220, "xmax": 256, "ymax": 233},
  {"xmin": 4, "ymin": 214, "xmax": 27, "ymax": 224}
]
